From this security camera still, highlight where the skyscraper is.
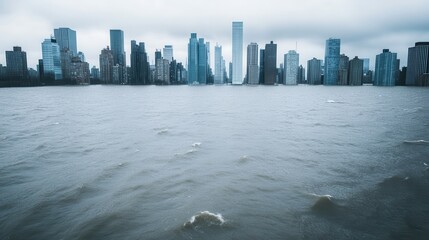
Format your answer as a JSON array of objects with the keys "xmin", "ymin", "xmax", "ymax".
[
  {"xmin": 374, "ymin": 49, "xmax": 398, "ymax": 86},
  {"xmin": 284, "ymin": 50, "xmax": 299, "ymax": 85},
  {"xmin": 298, "ymin": 65, "xmax": 305, "ymax": 84},
  {"xmin": 5, "ymin": 46, "xmax": 28, "ymax": 81},
  {"xmin": 54, "ymin": 28, "xmax": 77, "ymax": 56},
  {"xmin": 163, "ymin": 45, "xmax": 173, "ymax": 62},
  {"xmin": 348, "ymin": 56, "xmax": 363, "ymax": 86},
  {"xmin": 130, "ymin": 40, "xmax": 149, "ymax": 85},
  {"xmin": 259, "ymin": 49, "xmax": 265, "ymax": 84},
  {"xmin": 214, "ymin": 44, "xmax": 224, "ymax": 84},
  {"xmin": 246, "ymin": 43, "xmax": 259, "ymax": 85},
  {"xmin": 363, "ymin": 58, "xmax": 370, "ymax": 74},
  {"xmin": 338, "ymin": 54, "xmax": 349, "ymax": 85},
  {"xmin": 110, "ymin": 29, "xmax": 126, "ymax": 84},
  {"xmin": 264, "ymin": 41, "xmax": 277, "ymax": 85},
  {"xmin": 70, "ymin": 57, "xmax": 90, "ymax": 85},
  {"xmin": 324, "ymin": 38, "xmax": 341, "ymax": 85},
  {"xmin": 99, "ymin": 46, "xmax": 114, "ymax": 84},
  {"xmin": 406, "ymin": 42, "xmax": 429, "ymax": 86},
  {"xmin": 307, "ymin": 58, "xmax": 322, "ymax": 85},
  {"xmin": 232, "ymin": 21, "xmax": 243, "ymax": 84},
  {"xmin": 42, "ymin": 38, "xmax": 62, "ymax": 80},
  {"xmin": 198, "ymin": 38, "xmax": 207, "ymax": 84},
  {"xmin": 188, "ymin": 33, "xmax": 199, "ymax": 85}
]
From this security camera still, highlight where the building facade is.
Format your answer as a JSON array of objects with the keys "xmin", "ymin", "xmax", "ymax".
[
  {"xmin": 264, "ymin": 41, "xmax": 277, "ymax": 85},
  {"xmin": 110, "ymin": 30, "xmax": 126, "ymax": 84},
  {"xmin": 187, "ymin": 33, "xmax": 199, "ymax": 84},
  {"xmin": 99, "ymin": 46, "xmax": 114, "ymax": 84},
  {"xmin": 214, "ymin": 44, "xmax": 224, "ymax": 84},
  {"xmin": 338, "ymin": 54, "xmax": 349, "ymax": 85},
  {"xmin": 348, "ymin": 56, "xmax": 363, "ymax": 85},
  {"xmin": 307, "ymin": 58, "xmax": 322, "ymax": 85},
  {"xmin": 54, "ymin": 28, "xmax": 77, "ymax": 56},
  {"xmin": 163, "ymin": 45, "xmax": 173, "ymax": 62},
  {"xmin": 284, "ymin": 50, "xmax": 299, "ymax": 85},
  {"xmin": 5, "ymin": 46, "xmax": 28, "ymax": 81},
  {"xmin": 232, "ymin": 21, "xmax": 243, "ymax": 84},
  {"xmin": 42, "ymin": 38, "xmax": 62, "ymax": 80},
  {"xmin": 374, "ymin": 49, "xmax": 399, "ymax": 86},
  {"xmin": 130, "ymin": 40, "xmax": 149, "ymax": 85},
  {"xmin": 324, "ymin": 38, "xmax": 341, "ymax": 85},
  {"xmin": 406, "ymin": 42, "xmax": 429, "ymax": 86},
  {"xmin": 247, "ymin": 43, "xmax": 259, "ymax": 85}
]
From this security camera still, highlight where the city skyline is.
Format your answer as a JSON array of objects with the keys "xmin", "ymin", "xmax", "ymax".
[{"xmin": 0, "ymin": 0, "xmax": 428, "ymax": 71}]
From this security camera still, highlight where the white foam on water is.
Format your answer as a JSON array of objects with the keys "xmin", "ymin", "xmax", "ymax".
[
  {"xmin": 192, "ymin": 142, "xmax": 202, "ymax": 147},
  {"xmin": 184, "ymin": 211, "xmax": 225, "ymax": 227}
]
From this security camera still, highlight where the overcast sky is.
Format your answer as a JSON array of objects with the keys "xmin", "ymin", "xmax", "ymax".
[{"xmin": 0, "ymin": 0, "xmax": 428, "ymax": 71}]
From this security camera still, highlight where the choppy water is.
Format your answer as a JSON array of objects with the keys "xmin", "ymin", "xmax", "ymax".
[{"xmin": 1, "ymin": 85, "xmax": 429, "ymax": 239}]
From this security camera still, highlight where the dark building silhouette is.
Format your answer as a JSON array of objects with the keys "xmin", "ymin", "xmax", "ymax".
[
  {"xmin": 338, "ymin": 54, "xmax": 349, "ymax": 85},
  {"xmin": 99, "ymin": 46, "xmax": 114, "ymax": 84},
  {"xmin": 264, "ymin": 41, "xmax": 277, "ymax": 85},
  {"xmin": 406, "ymin": 42, "xmax": 429, "ymax": 86},
  {"xmin": 348, "ymin": 56, "xmax": 363, "ymax": 85},
  {"xmin": 307, "ymin": 58, "xmax": 322, "ymax": 85},
  {"xmin": 3, "ymin": 46, "xmax": 29, "ymax": 86},
  {"xmin": 259, "ymin": 49, "xmax": 265, "ymax": 84},
  {"xmin": 130, "ymin": 41, "xmax": 149, "ymax": 85},
  {"xmin": 298, "ymin": 65, "xmax": 305, "ymax": 84},
  {"xmin": 110, "ymin": 30, "xmax": 126, "ymax": 84},
  {"xmin": 374, "ymin": 49, "xmax": 399, "ymax": 86}
]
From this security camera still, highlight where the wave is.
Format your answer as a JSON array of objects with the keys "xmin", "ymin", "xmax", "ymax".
[
  {"xmin": 192, "ymin": 142, "xmax": 202, "ymax": 148},
  {"xmin": 157, "ymin": 128, "xmax": 169, "ymax": 135},
  {"xmin": 183, "ymin": 211, "xmax": 225, "ymax": 229},
  {"xmin": 403, "ymin": 140, "xmax": 429, "ymax": 145},
  {"xmin": 311, "ymin": 195, "xmax": 339, "ymax": 214},
  {"xmin": 326, "ymin": 100, "xmax": 344, "ymax": 104}
]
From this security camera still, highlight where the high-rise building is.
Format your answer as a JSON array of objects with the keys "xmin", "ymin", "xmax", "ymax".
[
  {"xmin": 91, "ymin": 66, "xmax": 100, "ymax": 80},
  {"xmin": 228, "ymin": 62, "xmax": 233, "ymax": 84},
  {"xmin": 374, "ymin": 49, "xmax": 399, "ymax": 86},
  {"xmin": 324, "ymin": 38, "xmax": 341, "ymax": 85},
  {"xmin": 130, "ymin": 40, "xmax": 149, "ymax": 85},
  {"xmin": 259, "ymin": 49, "xmax": 265, "ymax": 84},
  {"xmin": 348, "ymin": 56, "xmax": 363, "ymax": 86},
  {"xmin": 5, "ymin": 46, "xmax": 28, "ymax": 81},
  {"xmin": 163, "ymin": 45, "xmax": 173, "ymax": 62},
  {"xmin": 214, "ymin": 44, "xmax": 224, "ymax": 84},
  {"xmin": 264, "ymin": 41, "xmax": 277, "ymax": 85},
  {"xmin": 77, "ymin": 52, "xmax": 85, "ymax": 62},
  {"xmin": 155, "ymin": 58, "xmax": 170, "ymax": 84},
  {"xmin": 187, "ymin": 33, "xmax": 199, "ymax": 85},
  {"xmin": 246, "ymin": 43, "xmax": 259, "ymax": 85},
  {"xmin": 70, "ymin": 57, "xmax": 90, "ymax": 85},
  {"xmin": 307, "ymin": 58, "xmax": 322, "ymax": 85},
  {"xmin": 99, "ymin": 46, "xmax": 114, "ymax": 84},
  {"xmin": 232, "ymin": 21, "xmax": 243, "ymax": 84},
  {"xmin": 363, "ymin": 58, "xmax": 370, "ymax": 74},
  {"xmin": 60, "ymin": 49, "xmax": 73, "ymax": 80},
  {"xmin": 54, "ymin": 28, "xmax": 77, "ymax": 56},
  {"xmin": 110, "ymin": 29, "xmax": 126, "ymax": 84},
  {"xmin": 42, "ymin": 38, "xmax": 62, "ymax": 80},
  {"xmin": 338, "ymin": 54, "xmax": 349, "ymax": 85},
  {"xmin": 155, "ymin": 50, "xmax": 162, "ymax": 63},
  {"xmin": 198, "ymin": 38, "xmax": 207, "ymax": 84},
  {"xmin": 406, "ymin": 42, "xmax": 429, "ymax": 86},
  {"xmin": 284, "ymin": 50, "xmax": 299, "ymax": 85},
  {"xmin": 298, "ymin": 65, "xmax": 305, "ymax": 84}
]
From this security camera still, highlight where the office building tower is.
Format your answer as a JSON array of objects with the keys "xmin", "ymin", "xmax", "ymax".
[
  {"xmin": 42, "ymin": 38, "xmax": 62, "ymax": 80},
  {"xmin": 264, "ymin": 41, "xmax": 277, "ymax": 85},
  {"xmin": 130, "ymin": 40, "xmax": 149, "ymax": 85},
  {"xmin": 374, "ymin": 49, "xmax": 399, "ymax": 86},
  {"xmin": 188, "ymin": 33, "xmax": 199, "ymax": 84},
  {"xmin": 232, "ymin": 21, "xmax": 243, "ymax": 84},
  {"xmin": 307, "ymin": 58, "xmax": 322, "ymax": 85},
  {"xmin": 338, "ymin": 54, "xmax": 349, "ymax": 85},
  {"xmin": 247, "ymin": 43, "xmax": 259, "ymax": 85},
  {"xmin": 70, "ymin": 57, "xmax": 90, "ymax": 85},
  {"xmin": 198, "ymin": 38, "xmax": 207, "ymax": 84},
  {"xmin": 155, "ymin": 50, "xmax": 162, "ymax": 63},
  {"xmin": 214, "ymin": 44, "xmax": 224, "ymax": 84},
  {"xmin": 324, "ymin": 38, "xmax": 341, "ymax": 85},
  {"xmin": 91, "ymin": 66, "xmax": 100, "ymax": 80},
  {"xmin": 163, "ymin": 45, "xmax": 173, "ymax": 62},
  {"xmin": 155, "ymin": 58, "xmax": 170, "ymax": 84},
  {"xmin": 99, "ymin": 46, "xmax": 114, "ymax": 84},
  {"xmin": 228, "ymin": 62, "xmax": 233, "ymax": 83},
  {"xmin": 54, "ymin": 28, "xmax": 77, "ymax": 56},
  {"xmin": 110, "ymin": 29, "xmax": 126, "ymax": 83},
  {"xmin": 284, "ymin": 50, "xmax": 299, "ymax": 85},
  {"xmin": 77, "ymin": 52, "xmax": 85, "ymax": 62},
  {"xmin": 406, "ymin": 42, "xmax": 429, "ymax": 86},
  {"xmin": 363, "ymin": 58, "xmax": 370, "ymax": 74},
  {"xmin": 60, "ymin": 49, "xmax": 73, "ymax": 80},
  {"xmin": 298, "ymin": 65, "xmax": 305, "ymax": 84},
  {"xmin": 259, "ymin": 49, "xmax": 265, "ymax": 84},
  {"xmin": 348, "ymin": 56, "xmax": 363, "ymax": 85},
  {"xmin": 5, "ymin": 46, "xmax": 28, "ymax": 81}
]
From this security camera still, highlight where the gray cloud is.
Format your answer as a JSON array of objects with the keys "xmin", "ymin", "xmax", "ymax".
[{"xmin": 0, "ymin": 0, "xmax": 428, "ymax": 71}]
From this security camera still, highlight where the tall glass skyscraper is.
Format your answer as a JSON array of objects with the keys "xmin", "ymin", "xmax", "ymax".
[
  {"xmin": 232, "ymin": 21, "xmax": 243, "ymax": 85},
  {"xmin": 246, "ymin": 43, "xmax": 259, "ymax": 85},
  {"xmin": 54, "ymin": 28, "xmax": 77, "ymax": 56},
  {"xmin": 374, "ymin": 49, "xmax": 398, "ymax": 86},
  {"xmin": 187, "ymin": 33, "xmax": 199, "ymax": 85},
  {"xmin": 110, "ymin": 30, "xmax": 125, "ymax": 66},
  {"xmin": 198, "ymin": 38, "xmax": 207, "ymax": 84},
  {"xmin": 163, "ymin": 45, "xmax": 173, "ymax": 62},
  {"xmin": 406, "ymin": 42, "xmax": 429, "ymax": 86},
  {"xmin": 130, "ymin": 40, "xmax": 149, "ymax": 85},
  {"xmin": 324, "ymin": 38, "xmax": 341, "ymax": 85},
  {"xmin": 42, "ymin": 38, "xmax": 62, "ymax": 80},
  {"xmin": 284, "ymin": 50, "xmax": 299, "ymax": 85},
  {"xmin": 214, "ymin": 44, "xmax": 224, "ymax": 84}
]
